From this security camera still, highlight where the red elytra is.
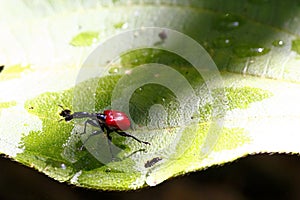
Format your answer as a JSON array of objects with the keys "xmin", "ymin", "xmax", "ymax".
[{"xmin": 104, "ymin": 110, "xmax": 131, "ymax": 131}]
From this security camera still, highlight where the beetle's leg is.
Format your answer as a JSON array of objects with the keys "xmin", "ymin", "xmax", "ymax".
[
  {"xmin": 79, "ymin": 130, "xmax": 102, "ymax": 150},
  {"xmin": 78, "ymin": 119, "xmax": 102, "ymax": 150},
  {"xmin": 80, "ymin": 119, "xmax": 100, "ymax": 135},
  {"xmin": 106, "ymin": 131, "xmax": 116, "ymax": 161},
  {"xmin": 102, "ymin": 130, "xmax": 121, "ymax": 161},
  {"xmin": 116, "ymin": 131, "xmax": 150, "ymax": 145},
  {"xmin": 99, "ymin": 123, "xmax": 106, "ymax": 133}
]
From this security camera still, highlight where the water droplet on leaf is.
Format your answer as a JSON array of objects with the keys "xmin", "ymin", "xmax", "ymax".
[
  {"xmin": 215, "ymin": 14, "xmax": 244, "ymax": 31},
  {"xmin": 272, "ymin": 40, "xmax": 284, "ymax": 47},
  {"xmin": 61, "ymin": 163, "xmax": 66, "ymax": 170},
  {"xmin": 213, "ymin": 36, "xmax": 233, "ymax": 48},
  {"xmin": 233, "ymin": 44, "xmax": 270, "ymax": 57},
  {"xmin": 108, "ymin": 67, "xmax": 119, "ymax": 74}
]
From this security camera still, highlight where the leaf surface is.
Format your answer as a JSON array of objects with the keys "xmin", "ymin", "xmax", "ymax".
[{"xmin": 0, "ymin": 0, "xmax": 300, "ymax": 190}]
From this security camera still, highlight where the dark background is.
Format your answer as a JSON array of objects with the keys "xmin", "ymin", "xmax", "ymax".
[{"xmin": 1, "ymin": 153, "xmax": 300, "ymax": 200}]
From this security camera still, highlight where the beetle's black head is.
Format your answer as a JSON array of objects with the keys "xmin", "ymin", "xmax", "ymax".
[
  {"xmin": 96, "ymin": 113, "xmax": 106, "ymax": 122},
  {"xmin": 59, "ymin": 105, "xmax": 73, "ymax": 121}
]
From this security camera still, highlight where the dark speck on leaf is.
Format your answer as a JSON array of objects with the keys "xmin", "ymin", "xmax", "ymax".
[
  {"xmin": 158, "ymin": 31, "xmax": 167, "ymax": 41},
  {"xmin": 0, "ymin": 65, "xmax": 4, "ymax": 73},
  {"xmin": 144, "ymin": 157, "xmax": 162, "ymax": 168}
]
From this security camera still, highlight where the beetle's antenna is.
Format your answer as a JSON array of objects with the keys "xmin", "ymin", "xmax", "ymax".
[{"xmin": 58, "ymin": 105, "xmax": 65, "ymax": 122}]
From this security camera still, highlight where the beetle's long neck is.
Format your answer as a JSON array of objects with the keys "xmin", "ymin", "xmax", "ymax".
[{"xmin": 72, "ymin": 112, "xmax": 98, "ymax": 119}]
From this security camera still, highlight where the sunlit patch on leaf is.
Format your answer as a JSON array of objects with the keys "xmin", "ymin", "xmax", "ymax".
[
  {"xmin": 0, "ymin": 64, "xmax": 31, "ymax": 81},
  {"xmin": 113, "ymin": 22, "xmax": 126, "ymax": 29},
  {"xmin": 225, "ymin": 86, "xmax": 273, "ymax": 110},
  {"xmin": 0, "ymin": 101, "xmax": 17, "ymax": 109},
  {"xmin": 198, "ymin": 86, "xmax": 272, "ymax": 121},
  {"xmin": 214, "ymin": 127, "xmax": 251, "ymax": 151},
  {"xmin": 69, "ymin": 31, "xmax": 100, "ymax": 47}
]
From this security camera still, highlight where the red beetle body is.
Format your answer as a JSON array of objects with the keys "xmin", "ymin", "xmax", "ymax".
[{"xmin": 104, "ymin": 110, "xmax": 131, "ymax": 131}]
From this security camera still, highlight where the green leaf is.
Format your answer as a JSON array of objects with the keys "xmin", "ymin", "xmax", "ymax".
[{"xmin": 1, "ymin": 0, "xmax": 300, "ymax": 190}]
